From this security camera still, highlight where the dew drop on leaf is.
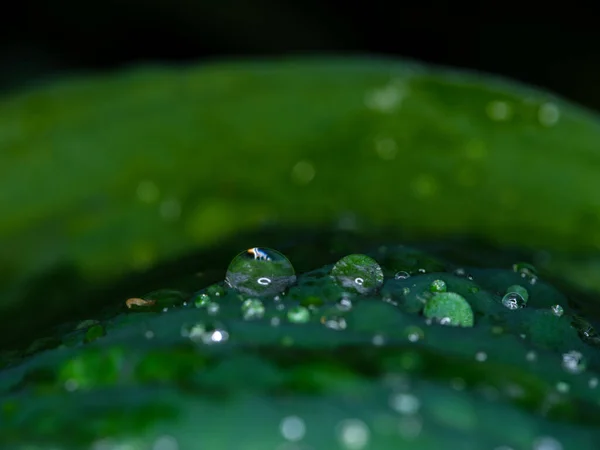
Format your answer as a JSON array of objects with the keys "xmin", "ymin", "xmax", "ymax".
[
  {"xmin": 225, "ymin": 247, "xmax": 296, "ymax": 296},
  {"xmin": 331, "ymin": 254, "xmax": 384, "ymax": 295}
]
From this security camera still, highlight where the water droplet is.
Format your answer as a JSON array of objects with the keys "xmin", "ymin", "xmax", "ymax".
[
  {"xmin": 429, "ymin": 279, "xmax": 447, "ymax": 293},
  {"xmin": 589, "ymin": 377, "xmax": 598, "ymax": 389},
  {"xmin": 502, "ymin": 292, "xmax": 526, "ymax": 310},
  {"xmin": 270, "ymin": 317, "xmax": 281, "ymax": 327},
  {"xmin": 291, "ymin": 160, "xmax": 316, "ymax": 185},
  {"xmin": 454, "ymin": 268, "xmax": 466, "ymax": 276},
  {"xmin": 322, "ymin": 315, "xmax": 347, "ymax": 331},
  {"xmin": 159, "ymin": 198, "xmax": 181, "ymax": 221},
  {"xmin": 241, "ymin": 299, "xmax": 265, "ymax": 320},
  {"xmin": 538, "ymin": 102, "xmax": 560, "ymax": 127},
  {"xmin": 389, "ymin": 393, "xmax": 420, "ymax": 415},
  {"xmin": 337, "ymin": 297, "xmax": 353, "ymax": 311},
  {"xmin": 144, "ymin": 330, "xmax": 154, "ymax": 339},
  {"xmin": 551, "ymin": 304, "xmax": 564, "ymax": 317},
  {"xmin": 475, "ymin": 351, "xmax": 487, "ymax": 362},
  {"xmin": 512, "ymin": 262, "xmax": 537, "ymax": 278},
  {"xmin": 280, "ymin": 415, "xmax": 306, "ymax": 442},
  {"xmin": 405, "ymin": 326, "xmax": 424, "ymax": 342},
  {"xmin": 287, "ymin": 306, "xmax": 310, "ymax": 324},
  {"xmin": 207, "ymin": 285, "xmax": 225, "ymax": 297},
  {"xmin": 193, "ymin": 293, "xmax": 211, "ymax": 308},
  {"xmin": 207, "ymin": 302, "xmax": 220, "ymax": 316},
  {"xmin": 337, "ymin": 419, "xmax": 370, "ymax": 450},
  {"xmin": 423, "ymin": 292, "xmax": 474, "ymax": 327},
  {"xmin": 532, "ymin": 436, "xmax": 563, "ymax": 450},
  {"xmin": 225, "ymin": 248, "xmax": 296, "ymax": 296},
  {"xmin": 506, "ymin": 285, "xmax": 529, "ymax": 302},
  {"xmin": 561, "ymin": 350, "xmax": 586, "ymax": 374},
  {"xmin": 486, "ymin": 100, "xmax": 512, "ymax": 121},
  {"xmin": 207, "ymin": 328, "xmax": 228, "ymax": 344},
  {"xmin": 556, "ymin": 381, "xmax": 570, "ymax": 393},
  {"xmin": 526, "ymin": 351, "xmax": 537, "ymax": 362},
  {"xmin": 331, "ymin": 254, "xmax": 384, "ymax": 295},
  {"xmin": 394, "ymin": 271, "xmax": 410, "ymax": 280},
  {"xmin": 410, "ymin": 174, "xmax": 437, "ymax": 198},
  {"xmin": 182, "ymin": 323, "xmax": 229, "ymax": 345},
  {"xmin": 372, "ymin": 334, "xmax": 386, "ymax": 346},
  {"xmin": 64, "ymin": 378, "xmax": 79, "ymax": 392},
  {"xmin": 136, "ymin": 180, "xmax": 160, "ymax": 203},
  {"xmin": 374, "ymin": 137, "xmax": 398, "ymax": 160},
  {"xmin": 365, "ymin": 82, "xmax": 405, "ymax": 113},
  {"xmin": 152, "ymin": 435, "xmax": 179, "ymax": 450}
]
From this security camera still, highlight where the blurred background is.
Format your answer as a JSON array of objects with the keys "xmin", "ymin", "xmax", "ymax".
[
  {"xmin": 2, "ymin": 3, "xmax": 600, "ymax": 108},
  {"xmin": 2, "ymin": 3, "xmax": 600, "ymax": 351}
]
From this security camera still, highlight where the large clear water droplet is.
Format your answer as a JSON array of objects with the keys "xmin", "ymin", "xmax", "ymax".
[
  {"xmin": 502, "ymin": 292, "xmax": 526, "ymax": 310},
  {"xmin": 331, "ymin": 254, "xmax": 384, "ymax": 295},
  {"xmin": 225, "ymin": 247, "xmax": 296, "ymax": 296}
]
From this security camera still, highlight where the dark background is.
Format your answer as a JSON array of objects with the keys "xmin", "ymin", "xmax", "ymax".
[{"xmin": 2, "ymin": 2, "xmax": 600, "ymax": 111}]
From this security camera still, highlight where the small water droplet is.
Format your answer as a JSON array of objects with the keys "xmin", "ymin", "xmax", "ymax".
[
  {"xmin": 561, "ymin": 350, "xmax": 586, "ymax": 374},
  {"xmin": 331, "ymin": 254, "xmax": 384, "ymax": 295},
  {"xmin": 405, "ymin": 326, "xmax": 424, "ymax": 342},
  {"xmin": 389, "ymin": 393, "xmax": 420, "ymax": 415},
  {"xmin": 241, "ymin": 299, "xmax": 265, "ymax": 320},
  {"xmin": 394, "ymin": 271, "xmax": 410, "ymax": 280},
  {"xmin": 159, "ymin": 198, "xmax": 181, "ymax": 221},
  {"xmin": 475, "ymin": 351, "xmax": 487, "ymax": 362},
  {"xmin": 207, "ymin": 328, "xmax": 229, "ymax": 344},
  {"xmin": 270, "ymin": 317, "xmax": 281, "ymax": 327},
  {"xmin": 589, "ymin": 377, "xmax": 598, "ymax": 389},
  {"xmin": 64, "ymin": 378, "xmax": 79, "ymax": 392},
  {"xmin": 225, "ymin": 248, "xmax": 296, "ymax": 296},
  {"xmin": 526, "ymin": 351, "xmax": 537, "ymax": 362},
  {"xmin": 372, "ymin": 334, "xmax": 386, "ymax": 346},
  {"xmin": 337, "ymin": 419, "xmax": 370, "ymax": 450},
  {"xmin": 502, "ymin": 292, "xmax": 526, "ymax": 310},
  {"xmin": 291, "ymin": 160, "xmax": 316, "ymax": 185},
  {"xmin": 556, "ymin": 381, "xmax": 570, "ymax": 393},
  {"xmin": 512, "ymin": 262, "xmax": 537, "ymax": 278},
  {"xmin": 429, "ymin": 279, "xmax": 447, "ymax": 293},
  {"xmin": 374, "ymin": 137, "xmax": 398, "ymax": 160},
  {"xmin": 280, "ymin": 415, "xmax": 306, "ymax": 442},
  {"xmin": 538, "ymin": 102, "xmax": 560, "ymax": 127},
  {"xmin": 551, "ymin": 304, "xmax": 564, "ymax": 317},
  {"xmin": 144, "ymin": 330, "xmax": 154, "ymax": 339},
  {"xmin": 193, "ymin": 293, "xmax": 211, "ymax": 308},
  {"xmin": 532, "ymin": 436, "xmax": 563, "ymax": 450},
  {"xmin": 136, "ymin": 180, "xmax": 160, "ymax": 203},
  {"xmin": 486, "ymin": 100, "xmax": 512, "ymax": 121},
  {"xmin": 207, "ymin": 302, "xmax": 220, "ymax": 316},
  {"xmin": 152, "ymin": 435, "xmax": 179, "ymax": 450},
  {"xmin": 454, "ymin": 268, "xmax": 466, "ymax": 277},
  {"xmin": 337, "ymin": 297, "xmax": 353, "ymax": 311},
  {"xmin": 287, "ymin": 306, "xmax": 310, "ymax": 324},
  {"xmin": 365, "ymin": 82, "xmax": 405, "ymax": 113},
  {"xmin": 506, "ymin": 285, "xmax": 529, "ymax": 302},
  {"xmin": 322, "ymin": 315, "xmax": 347, "ymax": 331}
]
